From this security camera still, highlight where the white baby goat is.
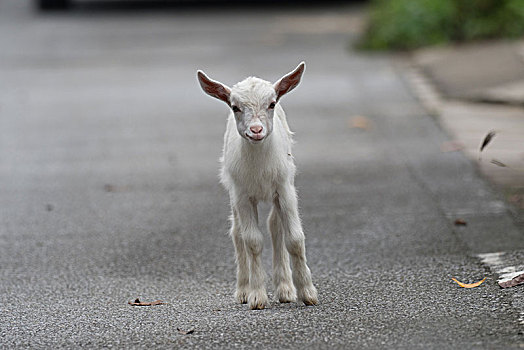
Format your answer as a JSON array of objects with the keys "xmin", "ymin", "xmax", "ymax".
[{"xmin": 197, "ymin": 62, "xmax": 318, "ymax": 310}]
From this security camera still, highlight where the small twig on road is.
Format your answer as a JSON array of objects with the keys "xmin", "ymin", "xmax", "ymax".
[
  {"xmin": 479, "ymin": 130, "xmax": 496, "ymax": 160},
  {"xmin": 490, "ymin": 159, "xmax": 508, "ymax": 168},
  {"xmin": 128, "ymin": 298, "xmax": 165, "ymax": 306},
  {"xmin": 177, "ymin": 328, "xmax": 195, "ymax": 335}
]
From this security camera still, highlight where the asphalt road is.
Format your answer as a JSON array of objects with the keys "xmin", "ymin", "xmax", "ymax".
[{"xmin": 1, "ymin": 2, "xmax": 523, "ymax": 348}]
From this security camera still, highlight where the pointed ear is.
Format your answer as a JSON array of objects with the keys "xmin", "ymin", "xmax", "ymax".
[
  {"xmin": 273, "ymin": 62, "xmax": 306, "ymax": 101},
  {"xmin": 197, "ymin": 70, "xmax": 231, "ymax": 106}
]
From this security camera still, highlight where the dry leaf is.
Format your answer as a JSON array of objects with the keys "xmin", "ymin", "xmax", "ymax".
[
  {"xmin": 349, "ymin": 116, "xmax": 371, "ymax": 130},
  {"xmin": 508, "ymin": 194, "xmax": 524, "ymax": 208},
  {"xmin": 452, "ymin": 277, "xmax": 486, "ymax": 288},
  {"xmin": 177, "ymin": 328, "xmax": 195, "ymax": 335},
  {"xmin": 440, "ymin": 141, "xmax": 464, "ymax": 153},
  {"xmin": 498, "ymin": 272, "xmax": 524, "ymax": 288},
  {"xmin": 480, "ymin": 131, "xmax": 496, "ymax": 152},
  {"xmin": 128, "ymin": 298, "xmax": 165, "ymax": 306},
  {"xmin": 454, "ymin": 218, "xmax": 467, "ymax": 226},
  {"xmin": 104, "ymin": 184, "xmax": 131, "ymax": 193},
  {"xmin": 490, "ymin": 159, "xmax": 507, "ymax": 167}
]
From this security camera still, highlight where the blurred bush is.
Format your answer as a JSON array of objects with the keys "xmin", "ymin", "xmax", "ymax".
[{"xmin": 360, "ymin": 0, "xmax": 524, "ymax": 50}]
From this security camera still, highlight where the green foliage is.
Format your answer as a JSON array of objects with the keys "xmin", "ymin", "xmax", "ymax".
[{"xmin": 361, "ymin": 0, "xmax": 524, "ymax": 50}]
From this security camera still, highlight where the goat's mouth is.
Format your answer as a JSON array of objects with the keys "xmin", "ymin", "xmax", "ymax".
[{"xmin": 245, "ymin": 133, "xmax": 265, "ymax": 143}]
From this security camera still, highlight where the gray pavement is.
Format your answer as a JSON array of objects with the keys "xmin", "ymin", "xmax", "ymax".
[
  {"xmin": 414, "ymin": 40, "xmax": 524, "ymax": 105},
  {"xmin": 409, "ymin": 39, "xmax": 524, "ymax": 233},
  {"xmin": 1, "ymin": 2, "xmax": 523, "ymax": 348}
]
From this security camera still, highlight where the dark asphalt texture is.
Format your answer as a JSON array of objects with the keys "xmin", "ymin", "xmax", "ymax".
[{"xmin": 1, "ymin": 2, "xmax": 523, "ymax": 348}]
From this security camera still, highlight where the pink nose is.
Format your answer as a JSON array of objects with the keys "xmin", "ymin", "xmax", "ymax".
[{"xmin": 250, "ymin": 125, "xmax": 263, "ymax": 134}]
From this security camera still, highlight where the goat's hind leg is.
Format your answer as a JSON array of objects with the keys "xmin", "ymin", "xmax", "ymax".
[
  {"xmin": 269, "ymin": 205, "xmax": 296, "ymax": 303},
  {"xmin": 230, "ymin": 209, "xmax": 249, "ymax": 304}
]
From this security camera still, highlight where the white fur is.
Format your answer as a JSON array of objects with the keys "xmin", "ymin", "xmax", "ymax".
[{"xmin": 198, "ymin": 63, "xmax": 318, "ymax": 309}]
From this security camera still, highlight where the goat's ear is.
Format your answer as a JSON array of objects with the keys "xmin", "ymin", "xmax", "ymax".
[
  {"xmin": 197, "ymin": 70, "xmax": 231, "ymax": 106},
  {"xmin": 274, "ymin": 62, "xmax": 306, "ymax": 101}
]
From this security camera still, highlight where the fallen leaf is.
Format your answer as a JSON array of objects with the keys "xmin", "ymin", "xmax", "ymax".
[
  {"xmin": 480, "ymin": 131, "xmax": 496, "ymax": 152},
  {"xmin": 508, "ymin": 194, "xmax": 524, "ymax": 208},
  {"xmin": 128, "ymin": 298, "xmax": 165, "ymax": 306},
  {"xmin": 451, "ymin": 277, "xmax": 486, "ymax": 288},
  {"xmin": 454, "ymin": 218, "xmax": 467, "ymax": 226},
  {"xmin": 440, "ymin": 141, "xmax": 464, "ymax": 153},
  {"xmin": 490, "ymin": 159, "xmax": 508, "ymax": 167},
  {"xmin": 177, "ymin": 327, "xmax": 195, "ymax": 335},
  {"xmin": 349, "ymin": 116, "xmax": 372, "ymax": 130},
  {"xmin": 104, "ymin": 184, "xmax": 131, "ymax": 193},
  {"xmin": 498, "ymin": 272, "xmax": 524, "ymax": 288}
]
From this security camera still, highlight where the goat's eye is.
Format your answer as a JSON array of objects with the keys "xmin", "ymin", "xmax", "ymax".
[
  {"xmin": 232, "ymin": 106, "xmax": 241, "ymax": 113},
  {"xmin": 268, "ymin": 102, "xmax": 276, "ymax": 109}
]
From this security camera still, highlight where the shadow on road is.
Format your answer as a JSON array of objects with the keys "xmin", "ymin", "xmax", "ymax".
[{"xmin": 36, "ymin": 0, "xmax": 366, "ymax": 14}]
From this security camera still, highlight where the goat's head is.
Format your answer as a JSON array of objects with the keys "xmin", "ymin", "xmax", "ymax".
[{"xmin": 197, "ymin": 62, "xmax": 305, "ymax": 144}]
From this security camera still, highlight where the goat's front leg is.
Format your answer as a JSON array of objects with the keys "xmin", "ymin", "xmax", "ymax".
[
  {"xmin": 235, "ymin": 197, "xmax": 268, "ymax": 310},
  {"xmin": 230, "ymin": 208, "xmax": 249, "ymax": 304},
  {"xmin": 268, "ymin": 205, "xmax": 296, "ymax": 303},
  {"xmin": 275, "ymin": 186, "xmax": 318, "ymax": 306}
]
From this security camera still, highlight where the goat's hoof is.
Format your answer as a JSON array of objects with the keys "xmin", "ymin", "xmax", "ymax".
[
  {"xmin": 276, "ymin": 283, "xmax": 297, "ymax": 303},
  {"xmin": 248, "ymin": 290, "xmax": 268, "ymax": 310},
  {"xmin": 235, "ymin": 289, "xmax": 249, "ymax": 304},
  {"xmin": 298, "ymin": 285, "xmax": 318, "ymax": 306}
]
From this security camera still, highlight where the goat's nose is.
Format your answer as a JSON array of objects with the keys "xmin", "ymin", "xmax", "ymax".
[{"xmin": 250, "ymin": 125, "xmax": 263, "ymax": 134}]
